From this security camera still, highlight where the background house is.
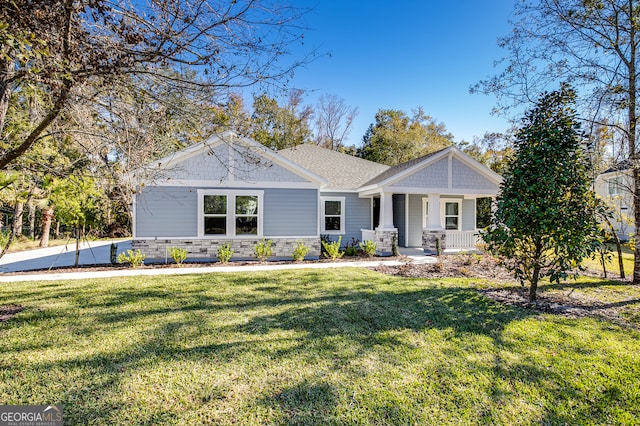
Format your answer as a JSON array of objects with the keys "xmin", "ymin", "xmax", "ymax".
[{"xmin": 594, "ymin": 163, "xmax": 635, "ymax": 241}]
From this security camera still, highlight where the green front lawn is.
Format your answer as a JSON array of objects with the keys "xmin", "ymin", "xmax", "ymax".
[
  {"xmin": 1, "ymin": 269, "xmax": 639, "ymax": 425},
  {"xmin": 582, "ymin": 243, "xmax": 635, "ymax": 277}
]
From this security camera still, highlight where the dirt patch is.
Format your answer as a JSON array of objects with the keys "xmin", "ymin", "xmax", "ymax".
[{"xmin": 0, "ymin": 305, "xmax": 23, "ymax": 322}]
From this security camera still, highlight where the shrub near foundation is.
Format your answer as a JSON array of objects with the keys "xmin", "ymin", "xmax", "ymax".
[
  {"xmin": 322, "ymin": 236, "xmax": 344, "ymax": 260},
  {"xmin": 168, "ymin": 247, "xmax": 188, "ymax": 266},
  {"xmin": 360, "ymin": 240, "xmax": 377, "ymax": 257},
  {"xmin": 117, "ymin": 249, "xmax": 146, "ymax": 268},
  {"xmin": 291, "ymin": 240, "xmax": 309, "ymax": 262},
  {"xmin": 254, "ymin": 239, "xmax": 273, "ymax": 262},
  {"xmin": 217, "ymin": 243, "xmax": 233, "ymax": 264}
]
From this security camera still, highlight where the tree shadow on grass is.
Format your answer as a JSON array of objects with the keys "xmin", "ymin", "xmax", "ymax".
[
  {"xmin": 5, "ymin": 270, "xmax": 636, "ymax": 424},
  {"xmin": 265, "ymin": 380, "xmax": 338, "ymax": 425},
  {"xmin": 237, "ymin": 285, "xmax": 532, "ymax": 340}
]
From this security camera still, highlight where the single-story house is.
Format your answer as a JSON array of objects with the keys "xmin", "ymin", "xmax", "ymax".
[
  {"xmin": 132, "ymin": 131, "xmax": 502, "ymax": 260},
  {"xmin": 594, "ymin": 162, "xmax": 635, "ymax": 241}
]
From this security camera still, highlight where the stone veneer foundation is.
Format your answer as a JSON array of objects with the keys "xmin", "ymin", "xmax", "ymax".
[{"xmin": 132, "ymin": 237, "xmax": 321, "ymax": 261}]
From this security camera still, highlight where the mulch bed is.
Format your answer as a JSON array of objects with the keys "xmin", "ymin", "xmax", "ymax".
[{"xmin": 0, "ymin": 305, "xmax": 23, "ymax": 322}]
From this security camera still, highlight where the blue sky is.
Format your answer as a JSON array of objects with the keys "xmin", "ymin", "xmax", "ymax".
[{"xmin": 273, "ymin": 0, "xmax": 516, "ymax": 147}]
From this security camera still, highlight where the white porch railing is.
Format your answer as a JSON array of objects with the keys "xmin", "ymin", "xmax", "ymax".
[
  {"xmin": 361, "ymin": 229, "xmax": 376, "ymax": 242},
  {"xmin": 445, "ymin": 231, "xmax": 481, "ymax": 250}
]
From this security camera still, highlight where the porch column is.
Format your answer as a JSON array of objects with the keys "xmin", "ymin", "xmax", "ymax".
[
  {"xmin": 379, "ymin": 192, "xmax": 395, "ymax": 230},
  {"xmin": 423, "ymin": 193, "xmax": 446, "ymax": 254},
  {"xmin": 375, "ymin": 192, "xmax": 397, "ymax": 256},
  {"xmin": 426, "ymin": 193, "xmax": 443, "ymax": 230}
]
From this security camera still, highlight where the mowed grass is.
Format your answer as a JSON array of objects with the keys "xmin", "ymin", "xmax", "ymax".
[
  {"xmin": 1, "ymin": 269, "xmax": 639, "ymax": 425},
  {"xmin": 582, "ymin": 244, "xmax": 635, "ymax": 277}
]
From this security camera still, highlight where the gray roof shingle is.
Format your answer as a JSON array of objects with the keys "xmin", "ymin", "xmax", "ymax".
[{"xmin": 278, "ymin": 144, "xmax": 389, "ymax": 190}]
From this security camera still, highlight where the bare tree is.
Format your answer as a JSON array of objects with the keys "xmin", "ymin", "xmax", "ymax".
[
  {"xmin": 474, "ymin": 0, "xmax": 640, "ymax": 283},
  {"xmin": 313, "ymin": 94, "xmax": 358, "ymax": 150},
  {"xmin": 0, "ymin": 0, "xmax": 314, "ymax": 170}
]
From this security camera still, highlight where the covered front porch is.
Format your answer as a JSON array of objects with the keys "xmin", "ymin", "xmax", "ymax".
[
  {"xmin": 356, "ymin": 146, "xmax": 501, "ymax": 256},
  {"xmin": 360, "ymin": 192, "xmax": 490, "ymax": 255}
]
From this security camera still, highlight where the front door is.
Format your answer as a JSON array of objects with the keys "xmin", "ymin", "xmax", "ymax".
[{"xmin": 372, "ymin": 197, "xmax": 380, "ymax": 229}]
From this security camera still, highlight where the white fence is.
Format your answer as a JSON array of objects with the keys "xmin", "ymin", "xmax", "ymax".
[
  {"xmin": 361, "ymin": 229, "xmax": 480, "ymax": 250},
  {"xmin": 445, "ymin": 231, "xmax": 480, "ymax": 249},
  {"xmin": 361, "ymin": 229, "xmax": 376, "ymax": 242}
]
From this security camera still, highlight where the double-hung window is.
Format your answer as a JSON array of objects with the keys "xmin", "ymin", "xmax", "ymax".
[
  {"xmin": 608, "ymin": 176, "xmax": 623, "ymax": 195},
  {"xmin": 203, "ymin": 195, "xmax": 228, "ymax": 235},
  {"xmin": 321, "ymin": 197, "xmax": 345, "ymax": 234},
  {"xmin": 443, "ymin": 201, "xmax": 461, "ymax": 230},
  {"xmin": 199, "ymin": 190, "xmax": 263, "ymax": 237}
]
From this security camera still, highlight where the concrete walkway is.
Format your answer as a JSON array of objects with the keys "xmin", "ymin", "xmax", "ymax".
[
  {"xmin": 0, "ymin": 239, "xmax": 133, "ymax": 273},
  {"xmin": 0, "ymin": 240, "xmax": 436, "ymax": 283}
]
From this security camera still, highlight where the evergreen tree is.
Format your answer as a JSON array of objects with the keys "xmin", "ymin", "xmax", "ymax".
[{"xmin": 483, "ymin": 84, "xmax": 603, "ymax": 302}]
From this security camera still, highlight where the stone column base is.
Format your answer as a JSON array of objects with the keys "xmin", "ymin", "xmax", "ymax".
[
  {"xmin": 422, "ymin": 230, "xmax": 446, "ymax": 255},
  {"xmin": 375, "ymin": 228, "xmax": 398, "ymax": 257}
]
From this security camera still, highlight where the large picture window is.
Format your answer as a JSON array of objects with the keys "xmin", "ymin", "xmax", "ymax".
[
  {"xmin": 321, "ymin": 197, "xmax": 345, "ymax": 234},
  {"xmin": 199, "ymin": 190, "xmax": 263, "ymax": 237}
]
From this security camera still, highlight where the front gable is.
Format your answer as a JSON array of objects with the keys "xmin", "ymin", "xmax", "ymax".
[
  {"xmin": 359, "ymin": 147, "xmax": 501, "ymax": 196},
  {"xmin": 451, "ymin": 158, "xmax": 498, "ymax": 191},
  {"xmin": 136, "ymin": 131, "xmax": 326, "ymax": 188},
  {"xmin": 392, "ymin": 157, "xmax": 449, "ymax": 188}
]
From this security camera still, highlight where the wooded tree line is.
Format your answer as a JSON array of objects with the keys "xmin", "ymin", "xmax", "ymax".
[
  {"xmin": 4, "ymin": 0, "xmax": 637, "ymax": 288},
  {"xmin": 0, "ymin": 0, "xmax": 315, "ymax": 249},
  {"xmin": 0, "ymin": 1, "xmax": 462, "ymax": 250}
]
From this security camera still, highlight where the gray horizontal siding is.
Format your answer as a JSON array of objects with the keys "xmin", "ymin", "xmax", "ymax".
[
  {"xmin": 136, "ymin": 186, "xmax": 318, "ymax": 238},
  {"xmin": 263, "ymin": 188, "xmax": 318, "ymax": 236},
  {"xmin": 135, "ymin": 187, "xmax": 198, "ymax": 237},
  {"xmin": 462, "ymin": 199, "xmax": 476, "ymax": 231},
  {"xmin": 322, "ymin": 192, "xmax": 371, "ymax": 245},
  {"xmin": 393, "ymin": 194, "xmax": 406, "ymax": 246}
]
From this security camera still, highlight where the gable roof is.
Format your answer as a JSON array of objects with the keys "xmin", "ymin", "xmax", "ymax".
[
  {"xmin": 361, "ymin": 149, "xmax": 446, "ymax": 187},
  {"xmin": 134, "ymin": 131, "xmax": 328, "ymax": 186},
  {"xmin": 137, "ymin": 132, "xmax": 501, "ymax": 194},
  {"xmin": 359, "ymin": 145, "xmax": 502, "ymax": 194},
  {"xmin": 278, "ymin": 144, "xmax": 390, "ymax": 190},
  {"xmin": 602, "ymin": 160, "xmax": 633, "ymax": 174}
]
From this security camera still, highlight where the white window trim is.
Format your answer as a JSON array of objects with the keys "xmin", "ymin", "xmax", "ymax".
[
  {"xmin": 608, "ymin": 176, "xmax": 623, "ymax": 195},
  {"xmin": 321, "ymin": 196, "xmax": 345, "ymax": 235},
  {"xmin": 441, "ymin": 199, "xmax": 462, "ymax": 231},
  {"xmin": 197, "ymin": 189, "xmax": 264, "ymax": 238},
  {"xmin": 422, "ymin": 197, "xmax": 429, "ymax": 229}
]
